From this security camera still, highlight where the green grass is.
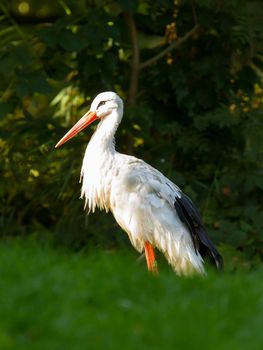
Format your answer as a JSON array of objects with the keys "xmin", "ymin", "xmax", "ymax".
[{"xmin": 0, "ymin": 240, "xmax": 262, "ymax": 350}]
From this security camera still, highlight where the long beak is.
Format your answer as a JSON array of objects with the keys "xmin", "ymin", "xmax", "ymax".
[{"xmin": 55, "ymin": 110, "xmax": 97, "ymax": 148}]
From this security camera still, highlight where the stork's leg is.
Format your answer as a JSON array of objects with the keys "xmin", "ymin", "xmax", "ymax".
[{"xmin": 144, "ymin": 241, "xmax": 158, "ymax": 274}]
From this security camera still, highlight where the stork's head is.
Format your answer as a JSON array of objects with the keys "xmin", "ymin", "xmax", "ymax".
[
  {"xmin": 55, "ymin": 91, "xmax": 123, "ymax": 148},
  {"xmin": 91, "ymin": 91, "xmax": 123, "ymax": 119}
]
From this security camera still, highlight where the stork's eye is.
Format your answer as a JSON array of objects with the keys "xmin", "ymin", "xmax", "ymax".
[{"xmin": 97, "ymin": 101, "xmax": 106, "ymax": 109}]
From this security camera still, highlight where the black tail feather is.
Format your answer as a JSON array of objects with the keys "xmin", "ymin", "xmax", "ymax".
[{"xmin": 174, "ymin": 193, "xmax": 223, "ymax": 270}]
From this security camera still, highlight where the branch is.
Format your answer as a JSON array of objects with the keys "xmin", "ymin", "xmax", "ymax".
[
  {"xmin": 123, "ymin": 12, "xmax": 141, "ymax": 154},
  {"xmin": 191, "ymin": 0, "xmax": 198, "ymax": 25},
  {"xmin": 139, "ymin": 24, "xmax": 200, "ymax": 70},
  {"xmin": 123, "ymin": 12, "xmax": 140, "ymax": 106}
]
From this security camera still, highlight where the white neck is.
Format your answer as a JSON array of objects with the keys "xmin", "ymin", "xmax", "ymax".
[
  {"xmin": 89, "ymin": 109, "xmax": 120, "ymax": 154},
  {"xmin": 80, "ymin": 109, "xmax": 121, "ymax": 212}
]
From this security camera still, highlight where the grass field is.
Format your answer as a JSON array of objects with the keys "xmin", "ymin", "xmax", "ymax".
[{"xmin": 0, "ymin": 239, "xmax": 262, "ymax": 350}]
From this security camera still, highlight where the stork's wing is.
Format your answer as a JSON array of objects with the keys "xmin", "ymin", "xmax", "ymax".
[{"xmin": 122, "ymin": 156, "xmax": 223, "ymax": 270}]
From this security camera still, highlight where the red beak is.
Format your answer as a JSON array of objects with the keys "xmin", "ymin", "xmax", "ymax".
[{"xmin": 55, "ymin": 110, "xmax": 97, "ymax": 148}]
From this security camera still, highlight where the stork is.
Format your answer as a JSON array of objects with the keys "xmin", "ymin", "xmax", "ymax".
[{"xmin": 55, "ymin": 91, "xmax": 223, "ymax": 275}]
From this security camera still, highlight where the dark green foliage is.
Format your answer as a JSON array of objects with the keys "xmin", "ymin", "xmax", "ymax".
[{"xmin": 0, "ymin": 0, "xmax": 262, "ymax": 266}]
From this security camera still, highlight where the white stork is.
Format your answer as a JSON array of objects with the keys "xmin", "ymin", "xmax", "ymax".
[{"xmin": 55, "ymin": 91, "xmax": 223, "ymax": 275}]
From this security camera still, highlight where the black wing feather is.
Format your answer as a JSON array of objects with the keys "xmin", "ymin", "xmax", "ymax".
[{"xmin": 174, "ymin": 193, "xmax": 223, "ymax": 270}]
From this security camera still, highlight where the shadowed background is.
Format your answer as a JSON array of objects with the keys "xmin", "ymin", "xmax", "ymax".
[{"xmin": 1, "ymin": 0, "xmax": 262, "ymax": 268}]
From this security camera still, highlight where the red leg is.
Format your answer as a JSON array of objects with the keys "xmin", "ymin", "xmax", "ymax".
[{"xmin": 144, "ymin": 241, "xmax": 158, "ymax": 274}]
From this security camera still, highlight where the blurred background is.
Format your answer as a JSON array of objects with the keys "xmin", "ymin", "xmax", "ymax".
[{"xmin": 0, "ymin": 0, "xmax": 262, "ymax": 269}]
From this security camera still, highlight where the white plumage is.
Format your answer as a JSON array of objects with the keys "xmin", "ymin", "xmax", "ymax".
[{"xmin": 56, "ymin": 91, "xmax": 223, "ymax": 276}]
